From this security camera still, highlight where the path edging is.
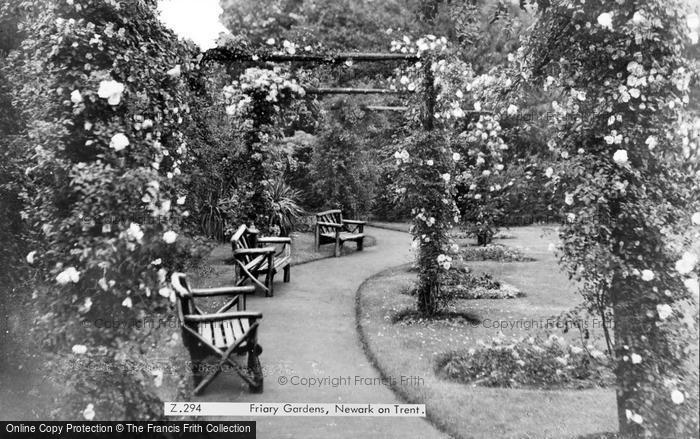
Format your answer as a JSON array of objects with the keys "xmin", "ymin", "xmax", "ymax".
[{"xmin": 354, "ymin": 263, "xmax": 457, "ymax": 439}]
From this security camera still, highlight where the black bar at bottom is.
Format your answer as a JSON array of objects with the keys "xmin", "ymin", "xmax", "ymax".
[{"xmin": 1, "ymin": 421, "xmax": 256, "ymax": 439}]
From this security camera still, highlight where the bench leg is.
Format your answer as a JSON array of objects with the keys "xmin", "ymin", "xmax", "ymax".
[
  {"xmin": 334, "ymin": 239, "xmax": 341, "ymax": 257},
  {"xmin": 357, "ymin": 238, "xmax": 364, "ymax": 251},
  {"xmin": 186, "ymin": 340, "xmax": 208, "ymax": 390},
  {"xmin": 283, "ymin": 265, "xmax": 290, "ymax": 282},
  {"xmin": 247, "ymin": 346, "xmax": 263, "ymax": 393},
  {"xmin": 266, "ymin": 273, "xmax": 274, "ymax": 297}
]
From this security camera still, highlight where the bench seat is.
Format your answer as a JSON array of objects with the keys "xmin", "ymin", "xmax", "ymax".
[{"xmin": 315, "ymin": 210, "xmax": 366, "ymax": 257}]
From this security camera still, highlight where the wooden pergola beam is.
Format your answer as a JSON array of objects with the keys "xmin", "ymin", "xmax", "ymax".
[
  {"xmin": 305, "ymin": 87, "xmax": 411, "ymax": 95},
  {"xmin": 363, "ymin": 105, "xmax": 410, "ymax": 111},
  {"xmin": 202, "ymin": 49, "xmax": 420, "ymax": 65}
]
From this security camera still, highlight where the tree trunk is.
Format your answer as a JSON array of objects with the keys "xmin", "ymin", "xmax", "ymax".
[
  {"xmin": 610, "ymin": 274, "xmax": 644, "ymax": 438},
  {"xmin": 417, "ymin": 280, "xmax": 438, "ymax": 316}
]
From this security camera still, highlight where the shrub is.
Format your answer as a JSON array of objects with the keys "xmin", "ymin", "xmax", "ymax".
[
  {"xmin": 264, "ymin": 177, "xmax": 304, "ymax": 236},
  {"xmin": 524, "ymin": 0, "xmax": 700, "ymax": 435},
  {"xmin": 2, "ymin": 0, "xmax": 206, "ymax": 419}
]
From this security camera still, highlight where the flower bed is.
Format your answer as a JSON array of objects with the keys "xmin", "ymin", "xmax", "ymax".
[
  {"xmin": 444, "ymin": 265, "xmax": 525, "ymax": 299},
  {"xmin": 461, "ymin": 243, "xmax": 535, "ymax": 262},
  {"xmin": 436, "ymin": 333, "xmax": 614, "ymax": 390}
]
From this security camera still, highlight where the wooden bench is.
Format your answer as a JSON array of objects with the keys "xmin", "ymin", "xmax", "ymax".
[
  {"xmin": 231, "ymin": 224, "xmax": 291, "ymax": 297},
  {"xmin": 314, "ymin": 209, "xmax": 366, "ymax": 257},
  {"xmin": 171, "ymin": 272, "xmax": 263, "ymax": 394}
]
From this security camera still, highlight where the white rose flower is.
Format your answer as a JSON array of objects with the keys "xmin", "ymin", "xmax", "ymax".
[
  {"xmin": 452, "ymin": 152, "xmax": 461, "ymax": 161},
  {"xmin": 176, "ymin": 196, "xmax": 186, "ymax": 205},
  {"xmin": 482, "ymin": 170, "xmax": 491, "ymax": 177},
  {"xmin": 613, "ymin": 149, "xmax": 628, "ymax": 165},
  {"xmin": 121, "ymin": 297, "xmax": 133, "ymax": 308},
  {"xmin": 657, "ymin": 303, "xmax": 673, "ymax": 320},
  {"xmin": 691, "ymin": 212, "xmax": 700, "ymax": 225},
  {"xmin": 506, "ymin": 104, "xmax": 518, "ymax": 116},
  {"xmin": 641, "ymin": 269, "xmax": 654, "ymax": 281},
  {"xmin": 597, "ymin": 12, "xmax": 613, "ymax": 30},
  {"xmin": 684, "ymin": 278, "xmax": 699, "ymax": 300},
  {"xmin": 441, "ymin": 173, "xmax": 451, "ymax": 183},
  {"xmin": 565, "ymin": 193, "xmax": 574, "ymax": 206},
  {"xmin": 56, "ymin": 266, "xmax": 80, "ymax": 285},
  {"xmin": 126, "ymin": 222, "xmax": 143, "ymax": 242},
  {"xmin": 632, "ymin": 11, "xmax": 646, "ymax": 25},
  {"xmin": 675, "ymin": 251, "xmax": 698, "ymax": 275},
  {"xmin": 70, "ymin": 90, "xmax": 83, "ymax": 104},
  {"xmin": 79, "ymin": 297, "xmax": 92, "ymax": 313},
  {"xmin": 625, "ymin": 410, "xmax": 643, "ymax": 425},
  {"xmin": 166, "ymin": 65, "xmax": 181, "ymax": 78},
  {"xmin": 72, "ymin": 344, "xmax": 88, "ymax": 355},
  {"xmin": 82, "ymin": 403, "xmax": 95, "ymax": 420},
  {"xmin": 645, "ymin": 136, "xmax": 658, "ymax": 150},
  {"xmin": 545, "ymin": 167, "xmax": 554, "ymax": 178},
  {"xmin": 688, "ymin": 13, "xmax": 699, "ymax": 30},
  {"xmin": 26, "ymin": 251, "xmax": 37, "ymax": 264},
  {"xmin": 110, "ymin": 133, "xmax": 129, "ymax": 151},
  {"xmin": 426, "ymin": 159, "xmax": 434, "ymax": 166},
  {"xmin": 97, "ymin": 80, "xmax": 125, "ymax": 105},
  {"xmin": 265, "ymin": 38, "xmax": 275, "ymax": 45},
  {"xmin": 671, "ymin": 389, "xmax": 685, "ymax": 404},
  {"xmin": 162, "ymin": 230, "xmax": 178, "ymax": 244},
  {"xmin": 630, "ymin": 353, "xmax": 642, "ymax": 364}
]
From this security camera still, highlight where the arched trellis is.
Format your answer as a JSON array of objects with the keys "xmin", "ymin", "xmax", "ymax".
[{"xmin": 199, "ymin": 47, "xmax": 437, "ymax": 131}]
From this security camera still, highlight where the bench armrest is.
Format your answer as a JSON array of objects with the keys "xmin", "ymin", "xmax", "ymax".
[
  {"xmin": 190, "ymin": 286, "xmax": 256, "ymax": 296},
  {"xmin": 184, "ymin": 311, "xmax": 262, "ymax": 323},
  {"xmin": 257, "ymin": 237, "xmax": 292, "ymax": 244},
  {"xmin": 317, "ymin": 221, "xmax": 342, "ymax": 228},
  {"xmin": 342, "ymin": 219, "xmax": 366, "ymax": 225},
  {"xmin": 233, "ymin": 247, "xmax": 276, "ymax": 256}
]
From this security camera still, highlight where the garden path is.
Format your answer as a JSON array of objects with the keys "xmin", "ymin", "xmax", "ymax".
[{"xmin": 194, "ymin": 226, "xmax": 447, "ymax": 439}]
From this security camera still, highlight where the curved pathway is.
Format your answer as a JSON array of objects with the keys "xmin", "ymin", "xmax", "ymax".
[{"xmin": 195, "ymin": 227, "xmax": 447, "ymax": 439}]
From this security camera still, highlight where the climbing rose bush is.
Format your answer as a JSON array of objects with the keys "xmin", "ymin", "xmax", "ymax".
[
  {"xmin": 391, "ymin": 36, "xmax": 508, "ymax": 245},
  {"xmin": 219, "ymin": 63, "xmax": 309, "ymax": 230},
  {"xmin": 4, "ymin": 0, "xmax": 206, "ymax": 419},
  {"xmin": 394, "ymin": 130, "xmax": 461, "ymax": 315},
  {"xmin": 523, "ymin": 0, "xmax": 699, "ymax": 435}
]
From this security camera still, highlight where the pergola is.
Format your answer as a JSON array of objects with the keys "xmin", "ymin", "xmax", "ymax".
[{"xmin": 201, "ymin": 47, "xmax": 437, "ymax": 130}]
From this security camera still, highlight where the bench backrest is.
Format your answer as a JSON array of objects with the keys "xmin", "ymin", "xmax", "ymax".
[
  {"xmin": 171, "ymin": 272, "xmax": 194, "ymax": 323},
  {"xmin": 231, "ymin": 224, "xmax": 258, "ymax": 264},
  {"xmin": 316, "ymin": 209, "xmax": 343, "ymax": 235}
]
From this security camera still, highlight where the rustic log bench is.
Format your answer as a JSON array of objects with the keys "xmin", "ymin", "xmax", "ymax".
[
  {"xmin": 314, "ymin": 209, "xmax": 366, "ymax": 257},
  {"xmin": 230, "ymin": 224, "xmax": 291, "ymax": 297},
  {"xmin": 171, "ymin": 272, "xmax": 263, "ymax": 394}
]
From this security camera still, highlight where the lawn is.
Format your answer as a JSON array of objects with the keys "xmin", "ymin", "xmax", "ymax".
[{"xmin": 356, "ymin": 225, "xmax": 619, "ymax": 439}]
